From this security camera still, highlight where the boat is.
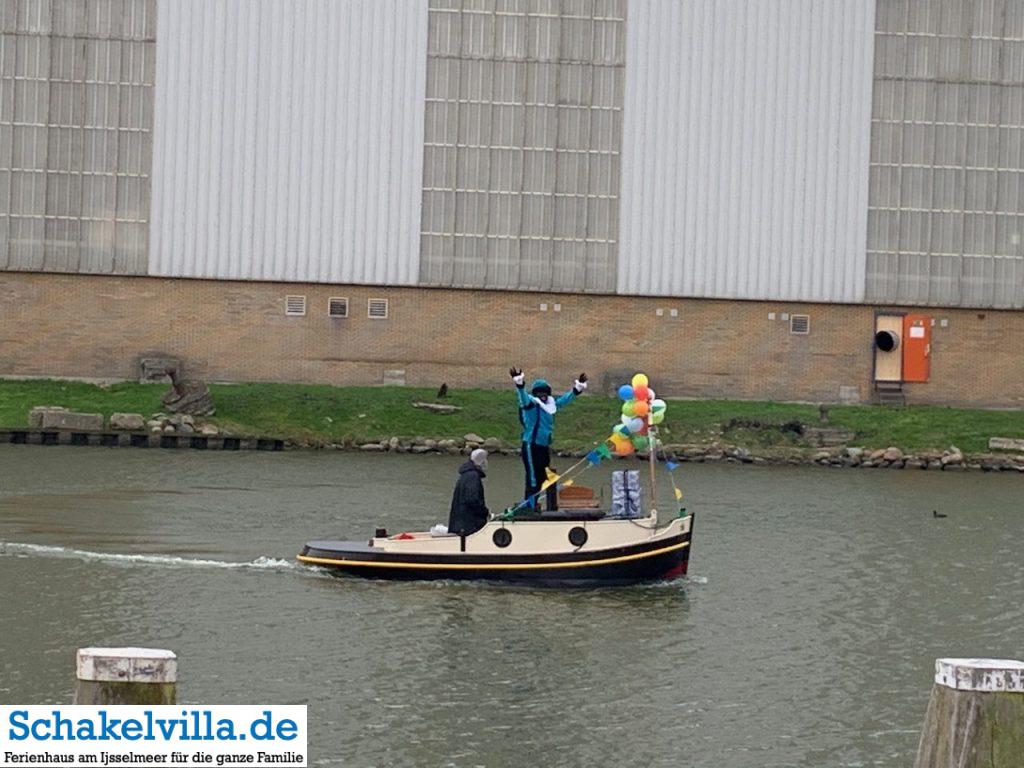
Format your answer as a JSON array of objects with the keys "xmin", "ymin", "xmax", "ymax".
[
  {"xmin": 298, "ymin": 503, "xmax": 693, "ymax": 587},
  {"xmin": 298, "ymin": 373, "xmax": 693, "ymax": 586}
]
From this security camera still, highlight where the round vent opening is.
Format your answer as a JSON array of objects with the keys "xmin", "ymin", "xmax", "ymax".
[
  {"xmin": 568, "ymin": 526, "xmax": 588, "ymax": 547},
  {"xmin": 493, "ymin": 528, "xmax": 512, "ymax": 548},
  {"xmin": 875, "ymin": 330, "xmax": 899, "ymax": 352}
]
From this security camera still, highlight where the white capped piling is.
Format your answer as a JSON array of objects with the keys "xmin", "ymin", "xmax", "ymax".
[
  {"xmin": 74, "ymin": 647, "xmax": 177, "ymax": 705},
  {"xmin": 914, "ymin": 658, "xmax": 1024, "ymax": 767}
]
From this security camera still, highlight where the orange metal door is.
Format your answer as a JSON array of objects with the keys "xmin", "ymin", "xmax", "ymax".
[{"xmin": 902, "ymin": 315, "xmax": 931, "ymax": 383}]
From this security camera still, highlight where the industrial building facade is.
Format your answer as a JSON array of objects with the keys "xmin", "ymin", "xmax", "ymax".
[{"xmin": 1, "ymin": 0, "xmax": 1023, "ymax": 408}]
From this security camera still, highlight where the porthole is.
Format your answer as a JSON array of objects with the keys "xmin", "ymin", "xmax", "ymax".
[
  {"xmin": 493, "ymin": 528, "xmax": 512, "ymax": 548},
  {"xmin": 568, "ymin": 526, "xmax": 588, "ymax": 547}
]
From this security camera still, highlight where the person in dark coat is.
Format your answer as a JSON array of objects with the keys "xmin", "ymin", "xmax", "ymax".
[{"xmin": 447, "ymin": 449, "xmax": 490, "ymax": 536}]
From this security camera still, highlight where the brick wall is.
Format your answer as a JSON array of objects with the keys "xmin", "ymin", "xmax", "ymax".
[{"xmin": 0, "ymin": 272, "xmax": 1022, "ymax": 408}]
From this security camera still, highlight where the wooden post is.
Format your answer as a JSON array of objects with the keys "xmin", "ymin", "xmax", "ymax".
[
  {"xmin": 74, "ymin": 647, "xmax": 177, "ymax": 705},
  {"xmin": 914, "ymin": 658, "xmax": 1024, "ymax": 768}
]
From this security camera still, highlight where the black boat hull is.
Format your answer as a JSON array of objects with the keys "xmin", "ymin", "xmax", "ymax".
[{"xmin": 299, "ymin": 530, "xmax": 691, "ymax": 586}]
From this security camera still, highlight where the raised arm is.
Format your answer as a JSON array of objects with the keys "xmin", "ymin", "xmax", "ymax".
[
  {"xmin": 510, "ymin": 367, "xmax": 533, "ymax": 409},
  {"xmin": 555, "ymin": 373, "xmax": 588, "ymax": 408}
]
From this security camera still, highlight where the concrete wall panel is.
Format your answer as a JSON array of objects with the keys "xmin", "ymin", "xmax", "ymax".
[
  {"xmin": 0, "ymin": 0, "xmax": 154, "ymax": 275},
  {"xmin": 418, "ymin": 0, "xmax": 625, "ymax": 294},
  {"xmin": 618, "ymin": 0, "xmax": 876, "ymax": 303},
  {"xmin": 149, "ymin": 0, "xmax": 428, "ymax": 285},
  {"xmin": 867, "ymin": 0, "xmax": 1024, "ymax": 309}
]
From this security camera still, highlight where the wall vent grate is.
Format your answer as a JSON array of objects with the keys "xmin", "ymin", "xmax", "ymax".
[
  {"xmin": 368, "ymin": 298, "xmax": 389, "ymax": 319},
  {"xmin": 285, "ymin": 295, "xmax": 307, "ymax": 316},
  {"xmin": 328, "ymin": 297, "xmax": 349, "ymax": 318},
  {"xmin": 790, "ymin": 314, "xmax": 810, "ymax": 334}
]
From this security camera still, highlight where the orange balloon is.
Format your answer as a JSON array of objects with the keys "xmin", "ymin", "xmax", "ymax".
[
  {"xmin": 633, "ymin": 384, "xmax": 649, "ymax": 401},
  {"xmin": 614, "ymin": 440, "xmax": 634, "ymax": 456},
  {"xmin": 633, "ymin": 400, "xmax": 650, "ymax": 417}
]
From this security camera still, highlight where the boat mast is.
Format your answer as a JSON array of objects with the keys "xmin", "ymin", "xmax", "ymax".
[{"xmin": 648, "ymin": 415, "xmax": 658, "ymax": 522}]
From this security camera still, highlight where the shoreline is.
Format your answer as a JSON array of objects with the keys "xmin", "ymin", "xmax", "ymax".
[
  {"xmin": 287, "ymin": 435, "xmax": 1024, "ymax": 474},
  {"xmin": 5, "ymin": 429, "xmax": 1017, "ymax": 475},
  {"xmin": 1, "ymin": 378, "xmax": 1023, "ymax": 474}
]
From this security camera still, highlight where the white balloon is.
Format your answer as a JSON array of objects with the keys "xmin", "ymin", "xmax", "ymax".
[{"xmin": 646, "ymin": 387, "xmax": 656, "ymax": 402}]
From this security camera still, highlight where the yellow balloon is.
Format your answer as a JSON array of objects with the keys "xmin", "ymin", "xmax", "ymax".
[{"xmin": 631, "ymin": 373, "xmax": 649, "ymax": 389}]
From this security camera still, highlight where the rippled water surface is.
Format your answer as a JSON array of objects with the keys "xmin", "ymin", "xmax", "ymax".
[{"xmin": 1, "ymin": 445, "xmax": 1022, "ymax": 767}]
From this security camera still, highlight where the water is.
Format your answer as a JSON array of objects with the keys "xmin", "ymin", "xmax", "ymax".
[{"xmin": 1, "ymin": 445, "xmax": 1022, "ymax": 767}]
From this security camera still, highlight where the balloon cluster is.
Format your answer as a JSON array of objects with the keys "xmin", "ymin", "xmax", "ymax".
[{"xmin": 607, "ymin": 373, "xmax": 667, "ymax": 456}]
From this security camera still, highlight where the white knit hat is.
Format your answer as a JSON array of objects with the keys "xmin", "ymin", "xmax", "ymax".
[{"xmin": 470, "ymin": 448, "xmax": 488, "ymax": 471}]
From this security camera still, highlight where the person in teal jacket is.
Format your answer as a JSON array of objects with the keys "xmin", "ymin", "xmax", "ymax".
[{"xmin": 509, "ymin": 367, "xmax": 588, "ymax": 511}]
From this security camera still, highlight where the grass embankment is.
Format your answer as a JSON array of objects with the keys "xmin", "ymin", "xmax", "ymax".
[{"xmin": 1, "ymin": 379, "xmax": 1023, "ymax": 455}]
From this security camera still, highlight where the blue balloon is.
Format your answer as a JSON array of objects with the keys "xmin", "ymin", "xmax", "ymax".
[{"xmin": 618, "ymin": 384, "xmax": 634, "ymax": 401}]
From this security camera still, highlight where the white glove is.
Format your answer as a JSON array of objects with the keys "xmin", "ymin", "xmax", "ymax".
[
  {"xmin": 574, "ymin": 379, "xmax": 588, "ymax": 392},
  {"xmin": 513, "ymin": 373, "xmax": 525, "ymax": 386}
]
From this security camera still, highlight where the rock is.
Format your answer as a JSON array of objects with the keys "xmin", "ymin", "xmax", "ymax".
[
  {"xmin": 813, "ymin": 450, "xmax": 832, "ymax": 462},
  {"xmin": 465, "ymin": 441, "xmax": 480, "ymax": 450},
  {"xmin": 882, "ymin": 447, "xmax": 904, "ymax": 462},
  {"xmin": 927, "ymin": 460, "xmax": 942, "ymax": 470},
  {"xmin": 359, "ymin": 443, "xmax": 385, "ymax": 452},
  {"xmin": 463, "ymin": 433, "xmax": 484, "ymax": 444},
  {"xmin": 940, "ymin": 452, "xmax": 963, "ymax": 466},
  {"xmin": 868, "ymin": 449, "xmax": 886, "ymax": 460},
  {"xmin": 424, "ymin": 439, "xmax": 438, "ymax": 449},
  {"xmin": 28, "ymin": 406, "xmax": 68, "ymax": 427},
  {"xmin": 726, "ymin": 447, "xmax": 752, "ymax": 463},
  {"xmin": 682, "ymin": 447, "xmax": 705, "ymax": 458},
  {"xmin": 904, "ymin": 459, "xmax": 925, "ymax": 469},
  {"xmin": 482, "ymin": 437, "xmax": 503, "ymax": 450},
  {"xmin": 844, "ymin": 447, "xmax": 864, "ymax": 459},
  {"xmin": 704, "ymin": 451, "xmax": 724, "ymax": 461},
  {"xmin": 437, "ymin": 439, "xmax": 457, "ymax": 449},
  {"xmin": 177, "ymin": 423, "xmax": 195, "ymax": 434},
  {"xmin": 150, "ymin": 426, "xmax": 162, "ymax": 433},
  {"xmin": 30, "ymin": 407, "xmax": 103, "ymax": 431},
  {"xmin": 162, "ymin": 424, "xmax": 175, "ymax": 433},
  {"xmin": 199, "ymin": 424, "xmax": 219, "ymax": 436},
  {"xmin": 989, "ymin": 437, "xmax": 1024, "ymax": 452},
  {"xmin": 388, "ymin": 437, "xmax": 400, "ymax": 451},
  {"xmin": 162, "ymin": 376, "xmax": 215, "ymax": 417},
  {"xmin": 411, "ymin": 445, "xmax": 434, "ymax": 454},
  {"xmin": 109, "ymin": 412, "xmax": 145, "ymax": 431},
  {"xmin": 412, "ymin": 401, "xmax": 461, "ymax": 414},
  {"xmin": 412, "ymin": 437, "xmax": 428, "ymax": 446},
  {"xmin": 146, "ymin": 419, "xmax": 164, "ymax": 430}
]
